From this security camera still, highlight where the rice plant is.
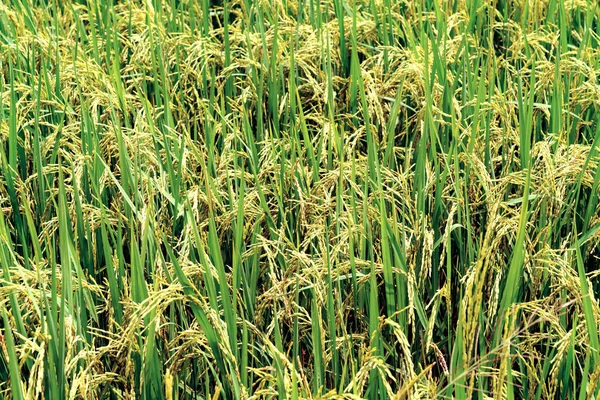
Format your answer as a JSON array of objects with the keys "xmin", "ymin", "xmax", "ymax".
[{"xmin": 1, "ymin": 0, "xmax": 600, "ymax": 398}]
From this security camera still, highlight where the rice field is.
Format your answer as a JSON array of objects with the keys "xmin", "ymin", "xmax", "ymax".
[{"xmin": 1, "ymin": 0, "xmax": 600, "ymax": 398}]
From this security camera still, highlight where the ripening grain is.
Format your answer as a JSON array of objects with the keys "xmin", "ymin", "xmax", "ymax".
[{"xmin": 1, "ymin": 0, "xmax": 600, "ymax": 399}]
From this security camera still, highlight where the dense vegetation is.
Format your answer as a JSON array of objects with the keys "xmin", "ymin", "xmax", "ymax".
[{"xmin": 1, "ymin": 0, "xmax": 600, "ymax": 398}]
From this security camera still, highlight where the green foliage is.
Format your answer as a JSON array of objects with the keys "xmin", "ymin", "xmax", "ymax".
[{"xmin": 0, "ymin": 0, "xmax": 600, "ymax": 398}]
